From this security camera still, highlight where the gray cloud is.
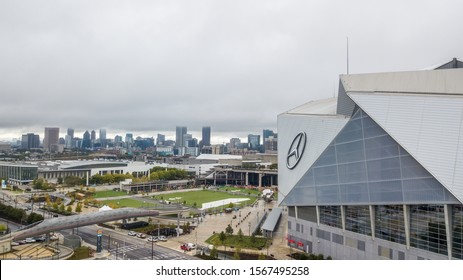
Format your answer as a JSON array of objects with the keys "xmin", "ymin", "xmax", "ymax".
[{"xmin": 1, "ymin": 0, "xmax": 462, "ymax": 142}]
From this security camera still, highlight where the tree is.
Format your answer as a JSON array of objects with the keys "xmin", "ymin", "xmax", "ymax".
[
  {"xmin": 64, "ymin": 176, "xmax": 84, "ymax": 187},
  {"xmin": 66, "ymin": 206, "xmax": 72, "ymax": 213},
  {"xmin": 237, "ymin": 228, "xmax": 244, "ymax": 241},
  {"xmin": 33, "ymin": 178, "xmax": 49, "ymax": 190},
  {"xmin": 52, "ymin": 202, "xmax": 58, "ymax": 210},
  {"xmin": 59, "ymin": 204, "xmax": 65, "ymax": 213},
  {"xmin": 210, "ymin": 245, "xmax": 218, "ymax": 259},
  {"xmin": 225, "ymin": 224, "xmax": 233, "ymax": 235},
  {"xmin": 75, "ymin": 203, "xmax": 82, "ymax": 213},
  {"xmin": 57, "ymin": 177, "xmax": 63, "ymax": 184},
  {"xmin": 26, "ymin": 212, "xmax": 44, "ymax": 225},
  {"xmin": 219, "ymin": 231, "xmax": 227, "ymax": 251}
]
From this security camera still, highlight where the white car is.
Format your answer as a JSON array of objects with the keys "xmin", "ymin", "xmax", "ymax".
[
  {"xmin": 136, "ymin": 233, "xmax": 146, "ymax": 239},
  {"xmin": 128, "ymin": 231, "xmax": 137, "ymax": 236},
  {"xmin": 186, "ymin": 243, "xmax": 196, "ymax": 250},
  {"xmin": 147, "ymin": 236, "xmax": 158, "ymax": 242},
  {"xmin": 25, "ymin": 238, "xmax": 36, "ymax": 243},
  {"xmin": 158, "ymin": 235, "xmax": 167, "ymax": 242},
  {"xmin": 50, "ymin": 234, "xmax": 59, "ymax": 241}
]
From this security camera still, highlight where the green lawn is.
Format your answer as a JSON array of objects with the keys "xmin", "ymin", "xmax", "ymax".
[
  {"xmin": 154, "ymin": 190, "xmax": 257, "ymax": 208},
  {"xmin": 206, "ymin": 233, "xmax": 268, "ymax": 250},
  {"xmin": 92, "ymin": 190, "xmax": 128, "ymax": 198},
  {"xmin": 217, "ymin": 186, "xmax": 261, "ymax": 196},
  {"xmin": 99, "ymin": 198, "xmax": 157, "ymax": 208}
]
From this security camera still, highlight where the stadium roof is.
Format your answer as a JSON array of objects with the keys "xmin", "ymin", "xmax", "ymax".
[{"xmin": 340, "ymin": 67, "xmax": 463, "ymax": 204}]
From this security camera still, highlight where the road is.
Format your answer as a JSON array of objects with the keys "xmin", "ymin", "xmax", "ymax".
[{"xmin": 66, "ymin": 225, "xmax": 197, "ymax": 260}]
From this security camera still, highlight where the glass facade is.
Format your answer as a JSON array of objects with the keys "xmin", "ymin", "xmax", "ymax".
[
  {"xmin": 0, "ymin": 164, "xmax": 38, "ymax": 183},
  {"xmin": 453, "ymin": 205, "xmax": 463, "ymax": 259},
  {"xmin": 284, "ymin": 108, "xmax": 458, "ymax": 206},
  {"xmin": 283, "ymin": 108, "xmax": 463, "ymax": 259},
  {"xmin": 345, "ymin": 205, "xmax": 371, "ymax": 236},
  {"xmin": 410, "ymin": 205, "xmax": 447, "ymax": 255},
  {"xmin": 375, "ymin": 205, "xmax": 406, "ymax": 245},
  {"xmin": 319, "ymin": 206, "xmax": 342, "ymax": 228}
]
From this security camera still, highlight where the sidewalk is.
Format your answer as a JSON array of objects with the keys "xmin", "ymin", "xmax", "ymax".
[{"xmin": 157, "ymin": 200, "xmax": 292, "ymax": 259}]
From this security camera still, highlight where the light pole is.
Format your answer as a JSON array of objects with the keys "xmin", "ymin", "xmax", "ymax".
[
  {"xmin": 151, "ymin": 226, "xmax": 154, "ymax": 260},
  {"xmin": 115, "ymin": 242, "xmax": 118, "ymax": 260},
  {"xmin": 248, "ymin": 222, "xmax": 251, "ymax": 236}
]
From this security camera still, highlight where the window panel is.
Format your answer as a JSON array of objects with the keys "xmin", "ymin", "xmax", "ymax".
[
  {"xmin": 375, "ymin": 205, "xmax": 406, "ymax": 245},
  {"xmin": 336, "ymin": 141, "xmax": 365, "ymax": 164},
  {"xmin": 345, "ymin": 205, "xmax": 371, "ymax": 236},
  {"xmin": 319, "ymin": 206, "xmax": 342, "ymax": 228},
  {"xmin": 410, "ymin": 205, "xmax": 447, "ymax": 256},
  {"xmin": 364, "ymin": 135, "xmax": 399, "ymax": 160},
  {"xmin": 366, "ymin": 157, "xmax": 401, "ymax": 181},
  {"xmin": 453, "ymin": 205, "xmax": 463, "ymax": 259}
]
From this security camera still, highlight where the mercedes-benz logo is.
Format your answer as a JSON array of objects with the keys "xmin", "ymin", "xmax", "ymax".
[{"xmin": 286, "ymin": 131, "xmax": 307, "ymax": 169}]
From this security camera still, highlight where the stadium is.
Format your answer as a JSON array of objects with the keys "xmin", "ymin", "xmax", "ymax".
[{"xmin": 278, "ymin": 58, "xmax": 463, "ymax": 259}]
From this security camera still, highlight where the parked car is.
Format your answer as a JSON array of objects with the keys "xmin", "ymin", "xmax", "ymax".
[
  {"xmin": 34, "ymin": 236, "xmax": 46, "ymax": 242},
  {"xmin": 11, "ymin": 242, "xmax": 20, "ymax": 246},
  {"xmin": 136, "ymin": 233, "xmax": 146, "ymax": 239},
  {"xmin": 25, "ymin": 238, "xmax": 36, "ymax": 243},
  {"xmin": 147, "ymin": 236, "xmax": 158, "ymax": 242},
  {"xmin": 180, "ymin": 243, "xmax": 196, "ymax": 251},
  {"xmin": 128, "ymin": 231, "xmax": 137, "ymax": 236},
  {"xmin": 49, "ymin": 234, "xmax": 59, "ymax": 241},
  {"xmin": 158, "ymin": 235, "xmax": 167, "ymax": 242}
]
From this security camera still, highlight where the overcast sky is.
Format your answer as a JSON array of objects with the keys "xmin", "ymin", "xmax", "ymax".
[{"xmin": 1, "ymin": 0, "xmax": 462, "ymax": 143}]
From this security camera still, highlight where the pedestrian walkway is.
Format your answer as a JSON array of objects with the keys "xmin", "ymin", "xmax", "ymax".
[{"xmin": 157, "ymin": 199, "xmax": 292, "ymax": 260}]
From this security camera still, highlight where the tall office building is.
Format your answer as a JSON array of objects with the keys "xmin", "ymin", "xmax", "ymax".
[
  {"xmin": 21, "ymin": 133, "xmax": 40, "ymax": 150},
  {"xmin": 278, "ymin": 58, "xmax": 463, "ymax": 260},
  {"xmin": 67, "ymin": 128, "xmax": 74, "ymax": 139},
  {"xmin": 43, "ymin": 127, "xmax": 59, "ymax": 151},
  {"xmin": 263, "ymin": 129, "xmax": 274, "ymax": 140},
  {"xmin": 99, "ymin": 128, "xmax": 107, "ymax": 147},
  {"xmin": 175, "ymin": 126, "xmax": 187, "ymax": 148},
  {"xmin": 202, "ymin": 126, "xmax": 211, "ymax": 147},
  {"xmin": 91, "ymin": 130, "xmax": 96, "ymax": 142},
  {"xmin": 82, "ymin": 131, "xmax": 91, "ymax": 149},
  {"xmin": 156, "ymin": 134, "xmax": 165, "ymax": 146},
  {"xmin": 247, "ymin": 134, "xmax": 260, "ymax": 150}
]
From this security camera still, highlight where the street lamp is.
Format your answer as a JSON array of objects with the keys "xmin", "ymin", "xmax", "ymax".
[
  {"xmin": 151, "ymin": 226, "xmax": 154, "ymax": 260},
  {"xmin": 248, "ymin": 222, "xmax": 251, "ymax": 236},
  {"xmin": 115, "ymin": 241, "xmax": 118, "ymax": 260}
]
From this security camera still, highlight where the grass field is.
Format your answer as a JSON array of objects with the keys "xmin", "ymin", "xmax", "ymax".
[
  {"xmin": 216, "ymin": 186, "xmax": 261, "ymax": 196},
  {"xmin": 92, "ymin": 190, "xmax": 127, "ymax": 198},
  {"xmin": 99, "ymin": 198, "xmax": 157, "ymax": 208},
  {"xmin": 154, "ymin": 190, "xmax": 257, "ymax": 208}
]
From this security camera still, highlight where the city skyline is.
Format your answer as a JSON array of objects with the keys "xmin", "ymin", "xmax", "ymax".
[{"xmin": 4, "ymin": 126, "xmax": 275, "ymax": 146}]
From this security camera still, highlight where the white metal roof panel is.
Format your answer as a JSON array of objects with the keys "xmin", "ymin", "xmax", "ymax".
[
  {"xmin": 341, "ymin": 68, "xmax": 463, "ymax": 95},
  {"xmin": 277, "ymin": 113, "xmax": 349, "ymax": 204},
  {"xmin": 283, "ymin": 97, "xmax": 337, "ymax": 115},
  {"xmin": 349, "ymin": 92, "xmax": 463, "ymax": 204}
]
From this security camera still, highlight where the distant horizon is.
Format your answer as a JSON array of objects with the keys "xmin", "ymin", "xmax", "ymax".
[{"xmin": 0, "ymin": 127, "xmax": 277, "ymax": 145}]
